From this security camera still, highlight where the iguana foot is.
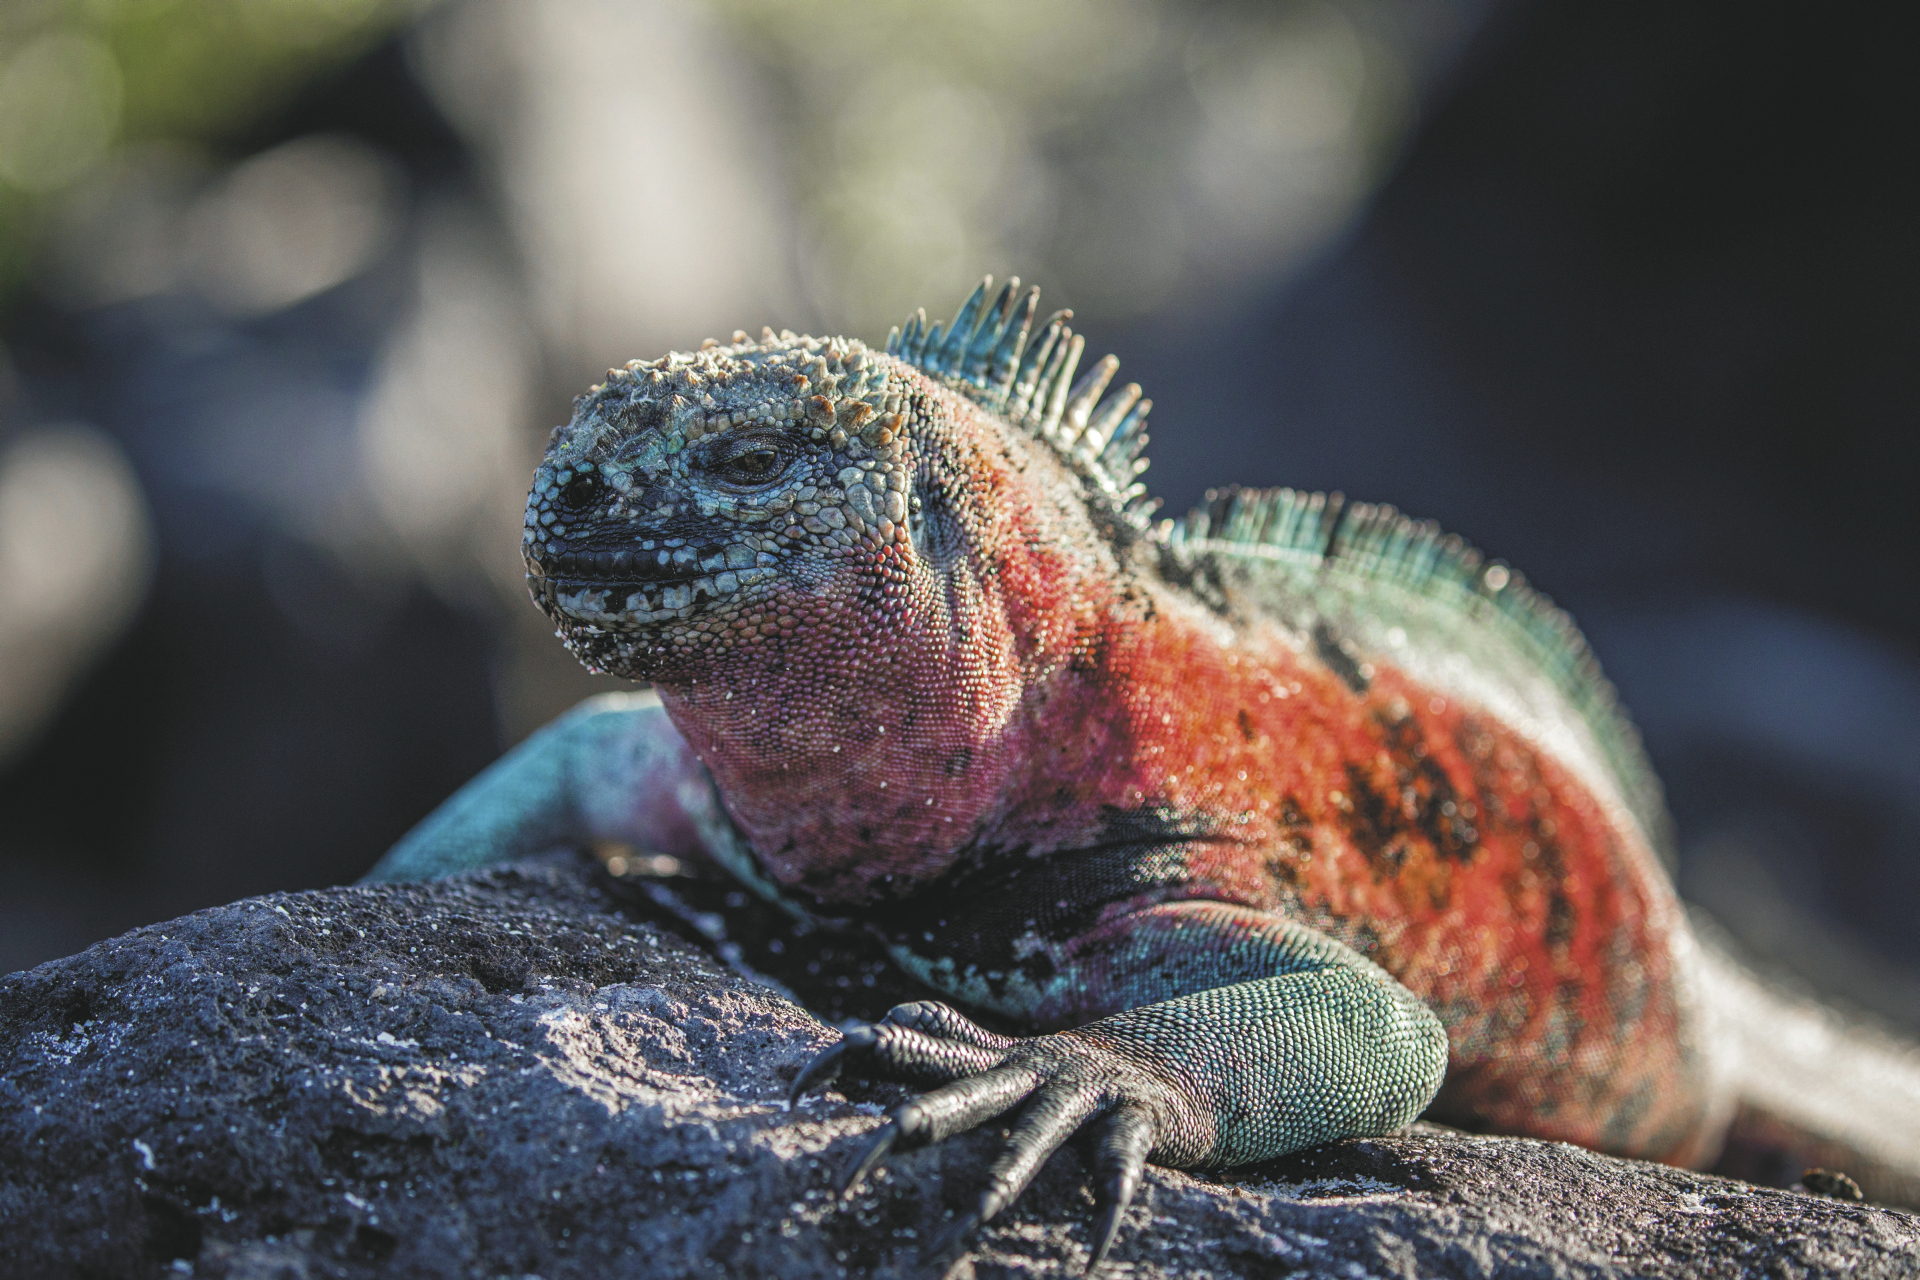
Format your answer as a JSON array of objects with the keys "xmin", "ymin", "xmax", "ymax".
[{"xmin": 791, "ymin": 1001, "xmax": 1195, "ymax": 1273}]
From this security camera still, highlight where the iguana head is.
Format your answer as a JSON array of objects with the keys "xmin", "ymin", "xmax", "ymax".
[
  {"xmin": 521, "ymin": 278, "xmax": 1160, "ymax": 903},
  {"xmin": 523, "ymin": 329, "xmax": 917, "ymax": 681},
  {"xmin": 523, "ymin": 277, "xmax": 1156, "ymax": 687}
]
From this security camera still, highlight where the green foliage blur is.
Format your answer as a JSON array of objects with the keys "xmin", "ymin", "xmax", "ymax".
[{"xmin": 0, "ymin": 0, "xmax": 407, "ymax": 303}]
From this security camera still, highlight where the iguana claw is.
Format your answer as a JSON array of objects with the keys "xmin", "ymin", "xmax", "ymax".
[
  {"xmin": 807, "ymin": 1001, "xmax": 1177, "ymax": 1274},
  {"xmin": 1085, "ymin": 1107, "xmax": 1154, "ymax": 1272},
  {"xmin": 788, "ymin": 1036, "xmax": 850, "ymax": 1109},
  {"xmin": 840, "ymin": 1122, "xmax": 898, "ymax": 1196}
]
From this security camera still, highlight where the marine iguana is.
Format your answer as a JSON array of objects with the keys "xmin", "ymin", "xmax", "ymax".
[{"xmin": 365, "ymin": 277, "xmax": 1920, "ymax": 1268}]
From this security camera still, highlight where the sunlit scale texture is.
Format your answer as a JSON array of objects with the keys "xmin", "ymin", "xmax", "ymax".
[{"xmin": 524, "ymin": 277, "xmax": 1713, "ymax": 1169}]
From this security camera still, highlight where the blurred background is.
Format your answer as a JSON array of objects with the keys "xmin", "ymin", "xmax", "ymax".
[{"xmin": 0, "ymin": 0, "xmax": 1914, "ymax": 1043}]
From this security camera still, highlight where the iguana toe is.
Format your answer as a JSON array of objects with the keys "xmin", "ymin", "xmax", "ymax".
[
  {"xmin": 815, "ymin": 1005, "xmax": 1198, "ymax": 1273},
  {"xmin": 791, "ymin": 1002, "xmax": 1014, "ymax": 1110}
]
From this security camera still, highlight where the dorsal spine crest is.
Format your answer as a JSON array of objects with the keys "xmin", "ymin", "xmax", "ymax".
[{"xmin": 887, "ymin": 276, "xmax": 1161, "ymax": 529}]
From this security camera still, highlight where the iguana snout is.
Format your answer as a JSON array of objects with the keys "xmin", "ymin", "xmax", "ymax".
[{"xmin": 523, "ymin": 456, "xmax": 777, "ymax": 625}]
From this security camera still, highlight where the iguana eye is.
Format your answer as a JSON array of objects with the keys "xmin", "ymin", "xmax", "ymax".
[
  {"xmin": 716, "ymin": 445, "xmax": 785, "ymax": 486},
  {"xmin": 561, "ymin": 473, "xmax": 604, "ymax": 509}
]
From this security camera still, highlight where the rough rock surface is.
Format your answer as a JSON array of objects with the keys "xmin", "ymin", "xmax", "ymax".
[{"xmin": 3, "ymin": 853, "xmax": 1915, "ymax": 1279}]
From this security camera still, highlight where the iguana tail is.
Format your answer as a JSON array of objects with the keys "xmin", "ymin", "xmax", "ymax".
[{"xmin": 1693, "ymin": 920, "xmax": 1920, "ymax": 1209}]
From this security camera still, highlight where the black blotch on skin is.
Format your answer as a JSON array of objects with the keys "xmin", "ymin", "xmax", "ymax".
[
  {"xmin": 1154, "ymin": 545, "xmax": 1232, "ymax": 616},
  {"xmin": 1377, "ymin": 709, "xmax": 1479, "ymax": 863},
  {"xmin": 1453, "ymin": 716, "xmax": 1576, "ymax": 951},
  {"xmin": 883, "ymin": 815, "xmax": 1222, "ymax": 987},
  {"xmin": 1237, "ymin": 708, "xmax": 1257, "ymax": 743},
  {"xmin": 1313, "ymin": 621, "xmax": 1370, "ymax": 695},
  {"xmin": 1265, "ymin": 835, "xmax": 1309, "ymax": 890},
  {"xmin": 1544, "ymin": 871, "xmax": 1575, "ymax": 949},
  {"xmin": 1266, "ymin": 797, "xmax": 1314, "ymax": 891},
  {"xmin": 1340, "ymin": 766, "xmax": 1412, "ymax": 879},
  {"xmin": 1335, "ymin": 710, "xmax": 1481, "ymax": 885}
]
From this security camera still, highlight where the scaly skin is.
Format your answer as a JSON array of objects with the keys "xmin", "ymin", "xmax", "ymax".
[{"xmin": 366, "ymin": 280, "xmax": 1917, "ymax": 1266}]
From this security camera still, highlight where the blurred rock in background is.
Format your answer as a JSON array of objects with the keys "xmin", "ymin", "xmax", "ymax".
[{"xmin": 0, "ymin": 0, "xmax": 1913, "ymax": 1045}]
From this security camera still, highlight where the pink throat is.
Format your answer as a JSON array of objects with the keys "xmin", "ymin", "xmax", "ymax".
[{"xmin": 652, "ymin": 571, "xmax": 1036, "ymax": 905}]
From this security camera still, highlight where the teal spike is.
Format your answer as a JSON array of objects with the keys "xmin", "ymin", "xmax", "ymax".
[
  {"xmin": 1208, "ymin": 487, "xmax": 1236, "ymax": 535},
  {"xmin": 1251, "ymin": 487, "xmax": 1282, "ymax": 537},
  {"xmin": 1223, "ymin": 490, "xmax": 1259, "ymax": 543},
  {"xmin": 920, "ymin": 319, "xmax": 946, "ymax": 370},
  {"xmin": 1191, "ymin": 495, "xmax": 1217, "ymax": 540},
  {"xmin": 1233, "ymin": 488, "xmax": 1343, "ymax": 560},
  {"xmin": 1079, "ymin": 381, "xmax": 1140, "ymax": 455},
  {"xmin": 1061, "ymin": 355, "xmax": 1120, "ymax": 445},
  {"xmin": 1265, "ymin": 490, "xmax": 1299, "ymax": 549},
  {"xmin": 986, "ymin": 287, "xmax": 1039, "ymax": 400},
  {"xmin": 885, "ymin": 324, "xmax": 902, "ymax": 355},
  {"xmin": 1384, "ymin": 519, "xmax": 1422, "ymax": 579},
  {"xmin": 1257, "ymin": 491, "xmax": 1286, "ymax": 542},
  {"xmin": 901, "ymin": 309, "xmax": 928, "ymax": 364},
  {"xmin": 1040, "ymin": 333, "xmax": 1087, "ymax": 438},
  {"xmin": 1319, "ymin": 493, "xmax": 1348, "ymax": 557},
  {"xmin": 1276, "ymin": 490, "xmax": 1312, "ymax": 551},
  {"xmin": 1245, "ymin": 491, "xmax": 1280, "ymax": 544},
  {"xmin": 1337, "ymin": 502, "xmax": 1381, "ymax": 564},
  {"xmin": 1284, "ymin": 490, "xmax": 1326, "ymax": 553},
  {"xmin": 1378, "ymin": 510, "xmax": 1413, "ymax": 568},
  {"xmin": 1009, "ymin": 311, "xmax": 1069, "ymax": 422},
  {"xmin": 1085, "ymin": 383, "xmax": 1141, "ymax": 441},
  {"xmin": 937, "ymin": 277, "xmax": 992, "ymax": 375},
  {"xmin": 1402, "ymin": 522, "xmax": 1447, "ymax": 584},
  {"xmin": 1369, "ymin": 512, "xmax": 1404, "ymax": 568},
  {"xmin": 913, "ymin": 309, "xmax": 933, "ymax": 364},
  {"xmin": 962, "ymin": 277, "xmax": 1020, "ymax": 387},
  {"xmin": 1107, "ymin": 427, "xmax": 1150, "ymax": 476},
  {"xmin": 1099, "ymin": 398, "xmax": 1151, "ymax": 465}
]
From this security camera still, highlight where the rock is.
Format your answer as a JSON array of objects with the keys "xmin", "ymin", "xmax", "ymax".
[{"xmin": 3, "ymin": 853, "xmax": 1915, "ymax": 1279}]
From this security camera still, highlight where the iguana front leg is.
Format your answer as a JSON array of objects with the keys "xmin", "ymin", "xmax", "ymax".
[
  {"xmin": 362, "ymin": 692, "xmax": 724, "ymax": 883},
  {"xmin": 792, "ymin": 902, "xmax": 1448, "ymax": 1269}
]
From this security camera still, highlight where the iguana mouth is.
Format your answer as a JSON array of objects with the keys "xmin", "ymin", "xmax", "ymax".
[
  {"xmin": 526, "ymin": 551, "xmax": 774, "ymax": 625},
  {"xmin": 530, "ymin": 550, "xmax": 696, "ymax": 588}
]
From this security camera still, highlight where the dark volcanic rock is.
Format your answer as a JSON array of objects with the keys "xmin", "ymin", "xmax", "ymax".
[{"xmin": 2, "ymin": 854, "xmax": 1915, "ymax": 1279}]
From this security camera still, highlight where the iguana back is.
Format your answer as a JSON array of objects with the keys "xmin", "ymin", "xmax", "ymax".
[{"xmin": 1166, "ymin": 488, "xmax": 1673, "ymax": 867}]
